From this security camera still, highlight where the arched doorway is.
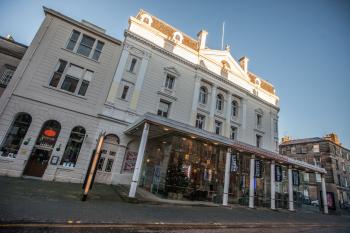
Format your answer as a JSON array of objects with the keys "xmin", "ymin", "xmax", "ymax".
[
  {"xmin": 23, "ymin": 120, "xmax": 61, "ymax": 177},
  {"xmin": 95, "ymin": 134, "xmax": 119, "ymax": 184}
]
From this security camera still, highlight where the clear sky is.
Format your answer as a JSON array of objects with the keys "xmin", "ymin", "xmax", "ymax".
[{"xmin": 1, "ymin": 0, "xmax": 350, "ymax": 147}]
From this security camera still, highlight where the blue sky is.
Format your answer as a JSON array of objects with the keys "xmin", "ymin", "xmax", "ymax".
[{"xmin": 1, "ymin": 0, "xmax": 350, "ymax": 147}]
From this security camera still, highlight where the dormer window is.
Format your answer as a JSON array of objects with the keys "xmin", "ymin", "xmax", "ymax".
[
  {"xmin": 172, "ymin": 32, "xmax": 183, "ymax": 43},
  {"xmin": 140, "ymin": 14, "xmax": 153, "ymax": 26}
]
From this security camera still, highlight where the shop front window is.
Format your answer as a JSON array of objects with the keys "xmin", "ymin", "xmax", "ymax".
[
  {"xmin": 140, "ymin": 135, "xmax": 226, "ymax": 202},
  {"xmin": 60, "ymin": 126, "xmax": 86, "ymax": 168},
  {"xmin": 0, "ymin": 113, "xmax": 32, "ymax": 158}
]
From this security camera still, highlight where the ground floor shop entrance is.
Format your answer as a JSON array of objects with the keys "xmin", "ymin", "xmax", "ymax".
[
  {"xmin": 124, "ymin": 113, "xmax": 329, "ymax": 213},
  {"xmin": 23, "ymin": 120, "xmax": 61, "ymax": 177}
]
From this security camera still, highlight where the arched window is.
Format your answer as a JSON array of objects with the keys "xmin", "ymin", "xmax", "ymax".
[
  {"xmin": 216, "ymin": 94, "xmax": 224, "ymax": 111},
  {"xmin": 198, "ymin": 86, "xmax": 207, "ymax": 104},
  {"xmin": 60, "ymin": 126, "xmax": 86, "ymax": 167},
  {"xmin": 0, "ymin": 113, "xmax": 32, "ymax": 158},
  {"xmin": 129, "ymin": 58, "xmax": 137, "ymax": 73},
  {"xmin": 231, "ymin": 101, "xmax": 238, "ymax": 117}
]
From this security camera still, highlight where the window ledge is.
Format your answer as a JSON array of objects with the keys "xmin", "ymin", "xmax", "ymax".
[
  {"xmin": 117, "ymin": 97, "xmax": 129, "ymax": 103},
  {"xmin": 57, "ymin": 165, "xmax": 76, "ymax": 171},
  {"xmin": 42, "ymin": 85, "xmax": 87, "ymax": 100},
  {"xmin": 61, "ymin": 48, "xmax": 100, "ymax": 64},
  {"xmin": 254, "ymin": 128, "xmax": 265, "ymax": 134},
  {"xmin": 126, "ymin": 70, "xmax": 137, "ymax": 75}
]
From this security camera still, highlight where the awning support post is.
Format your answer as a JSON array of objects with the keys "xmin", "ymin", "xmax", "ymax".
[
  {"xmin": 249, "ymin": 154, "xmax": 255, "ymax": 208},
  {"xmin": 288, "ymin": 166, "xmax": 294, "ymax": 211},
  {"xmin": 129, "ymin": 122, "xmax": 150, "ymax": 198},
  {"xmin": 223, "ymin": 148, "xmax": 231, "ymax": 206},
  {"xmin": 270, "ymin": 160, "xmax": 276, "ymax": 210},
  {"xmin": 321, "ymin": 174, "xmax": 329, "ymax": 214}
]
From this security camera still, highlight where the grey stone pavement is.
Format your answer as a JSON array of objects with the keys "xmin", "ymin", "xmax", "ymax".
[{"xmin": 0, "ymin": 176, "xmax": 350, "ymax": 233}]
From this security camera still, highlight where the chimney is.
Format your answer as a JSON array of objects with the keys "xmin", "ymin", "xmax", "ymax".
[
  {"xmin": 239, "ymin": 56, "xmax": 249, "ymax": 74},
  {"xmin": 197, "ymin": 30, "xmax": 208, "ymax": 50}
]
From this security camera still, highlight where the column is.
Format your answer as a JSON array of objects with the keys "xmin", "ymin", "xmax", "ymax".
[
  {"xmin": 129, "ymin": 52, "xmax": 151, "ymax": 110},
  {"xmin": 240, "ymin": 98, "xmax": 247, "ymax": 140},
  {"xmin": 321, "ymin": 174, "xmax": 329, "ymax": 214},
  {"xmin": 288, "ymin": 166, "xmax": 294, "ymax": 211},
  {"xmin": 270, "ymin": 160, "xmax": 276, "ymax": 210},
  {"xmin": 106, "ymin": 45, "xmax": 130, "ymax": 104},
  {"xmin": 190, "ymin": 75, "xmax": 201, "ymax": 125},
  {"xmin": 208, "ymin": 84, "xmax": 217, "ymax": 132},
  {"xmin": 225, "ymin": 92, "xmax": 232, "ymax": 138},
  {"xmin": 249, "ymin": 154, "xmax": 255, "ymax": 208},
  {"xmin": 223, "ymin": 148, "xmax": 231, "ymax": 206},
  {"xmin": 129, "ymin": 123, "xmax": 150, "ymax": 198}
]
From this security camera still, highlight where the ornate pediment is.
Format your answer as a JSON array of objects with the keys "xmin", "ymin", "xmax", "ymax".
[{"xmin": 164, "ymin": 66, "xmax": 180, "ymax": 77}]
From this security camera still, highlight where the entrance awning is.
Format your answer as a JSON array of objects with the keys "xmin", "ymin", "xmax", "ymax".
[{"xmin": 124, "ymin": 113, "xmax": 326, "ymax": 174}]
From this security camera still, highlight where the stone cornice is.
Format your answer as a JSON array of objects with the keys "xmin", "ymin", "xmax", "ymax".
[{"xmin": 125, "ymin": 30, "xmax": 280, "ymax": 111}]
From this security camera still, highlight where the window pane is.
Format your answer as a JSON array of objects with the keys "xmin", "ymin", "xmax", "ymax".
[
  {"xmin": 66, "ymin": 64, "xmax": 83, "ymax": 78},
  {"xmin": 61, "ymin": 76, "xmax": 79, "ymax": 93},
  {"xmin": 105, "ymin": 159, "xmax": 114, "ymax": 172},
  {"xmin": 66, "ymin": 30, "xmax": 80, "ymax": 51},
  {"xmin": 121, "ymin": 85, "xmax": 129, "ymax": 99},
  {"xmin": 83, "ymin": 70, "xmax": 93, "ymax": 81},
  {"xmin": 92, "ymin": 50, "xmax": 101, "ymax": 61},
  {"xmin": 96, "ymin": 41, "xmax": 104, "ymax": 50},
  {"xmin": 78, "ymin": 80, "xmax": 89, "ymax": 96},
  {"xmin": 0, "ymin": 113, "xmax": 32, "ymax": 158},
  {"xmin": 77, "ymin": 35, "xmax": 95, "ymax": 57},
  {"xmin": 97, "ymin": 157, "xmax": 105, "ymax": 171},
  {"xmin": 129, "ymin": 58, "xmax": 137, "ymax": 72},
  {"xmin": 0, "ymin": 69, "xmax": 14, "ymax": 86},
  {"xmin": 49, "ymin": 72, "xmax": 62, "ymax": 87},
  {"xmin": 60, "ymin": 126, "xmax": 86, "ymax": 167}
]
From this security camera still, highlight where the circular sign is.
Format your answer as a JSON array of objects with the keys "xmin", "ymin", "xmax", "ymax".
[{"xmin": 43, "ymin": 129, "xmax": 57, "ymax": 137}]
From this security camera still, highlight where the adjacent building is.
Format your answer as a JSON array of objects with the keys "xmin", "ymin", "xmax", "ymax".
[
  {"xmin": 280, "ymin": 133, "xmax": 350, "ymax": 213},
  {"xmin": 0, "ymin": 7, "xmax": 327, "ymax": 212},
  {"xmin": 0, "ymin": 35, "xmax": 27, "ymax": 96}
]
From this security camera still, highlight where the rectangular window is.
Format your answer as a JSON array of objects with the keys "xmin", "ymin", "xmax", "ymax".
[
  {"xmin": 291, "ymin": 146, "xmax": 296, "ymax": 154},
  {"xmin": 313, "ymin": 144, "xmax": 320, "ymax": 153},
  {"xmin": 256, "ymin": 114, "xmax": 262, "ymax": 128},
  {"xmin": 0, "ymin": 67, "xmax": 14, "ymax": 86},
  {"xmin": 97, "ymin": 157, "xmax": 105, "ymax": 171},
  {"xmin": 66, "ymin": 30, "xmax": 80, "ymax": 51},
  {"xmin": 49, "ymin": 60, "xmax": 67, "ymax": 87},
  {"xmin": 256, "ymin": 135, "xmax": 262, "ymax": 148},
  {"xmin": 78, "ymin": 70, "xmax": 93, "ymax": 96},
  {"xmin": 92, "ymin": 41, "xmax": 104, "ymax": 61},
  {"xmin": 215, "ymin": 120, "xmax": 222, "ymax": 135},
  {"xmin": 304, "ymin": 173, "xmax": 310, "ymax": 182},
  {"xmin": 165, "ymin": 74, "xmax": 175, "ymax": 89},
  {"xmin": 301, "ymin": 146, "xmax": 307, "ymax": 154},
  {"xmin": 105, "ymin": 158, "xmax": 114, "ymax": 172},
  {"xmin": 195, "ymin": 114, "xmax": 205, "ymax": 129},
  {"xmin": 157, "ymin": 100, "xmax": 170, "ymax": 118},
  {"xmin": 129, "ymin": 58, "xmax": 137, "ymax": 72},
  {"xmin": 273, "ymin": 119, "xmax": 278, "ymax": 134},
  {"xmin": 61, "ymin": 64, "xmax": 83, "ymax": 93},
  {"xmin": 230, "ymin": 126, "xmax": 237, "ymax": 140},
  {"xmin": 120, "ymin": 85, "xmax": 129, "ymax": 100},
  {"xmin": 77, "ymin": 34, "xmax": 95, "ymax": 57}
]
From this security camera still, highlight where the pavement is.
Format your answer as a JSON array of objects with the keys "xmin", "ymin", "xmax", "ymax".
[{"xmin": 0, "ymin": 176, "xmax": 350, "ymax": 233}]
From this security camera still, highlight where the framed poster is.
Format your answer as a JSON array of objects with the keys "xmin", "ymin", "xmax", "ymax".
[
  {"xmin": 123, "ymin": 151, "xmax": 138, "ymax": 172},
  {"xmin": 275, "ymin": 165, "xmax": 282, "ymax": 182},
  {"xmin": 292, "ymin": 170, "xmax": 299, "ymax": 186},
  {"xmin": 254, "ymin": 160, "xmax": 262, "ymax": 178},
  {"xmin": 230, "ymin": 154, "xmax": 238, "ymax": 172},
  {"xmin": 50, "ymin": 155, "xmax": 59, "ymax": 165}
]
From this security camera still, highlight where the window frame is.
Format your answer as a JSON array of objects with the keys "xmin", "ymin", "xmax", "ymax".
[
  {"xmin": 157, "ymin": 100, "xmax": 171, "ymax": 118},
  {"xmin": 256, "ymin": 134, "xmax": 262, "ymax": 148},
  {"xmin": 216, "ymin": 94, "xmax": 224, "ymax": 112},
  {"xmin": 215, "ymin": 120, "xmax": 222, "ymax": 135},
  {"xmin": 60, "ymin": 126, "xmax": 86, "ymax": 168},
  {"xmin": 48, "ymin": 59, "xmax": 94, "ymax": 97},
  {"xmin": 195, "ymin": 113, "xmax": 206, "ymax": 129},
  {"xmin": 164, "ymin": 73, "xmax": 176, "ymax": 90},
  {"xmin": 198, "ymin": 86, "xmax": 208, "ymax": 105},
  {"xmin": 230, "ymin": 126, "xmax": 237, "ymax": 140}
]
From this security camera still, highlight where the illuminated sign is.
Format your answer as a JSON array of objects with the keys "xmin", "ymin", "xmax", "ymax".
[{"xmin": 43, "ymin": 129, "xmax": 57, "ymax": 137}]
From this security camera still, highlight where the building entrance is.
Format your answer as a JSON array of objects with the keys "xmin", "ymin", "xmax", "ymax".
[{"xmin": 23, "ymin": 120, "xmax": 61, "ymax": 177}]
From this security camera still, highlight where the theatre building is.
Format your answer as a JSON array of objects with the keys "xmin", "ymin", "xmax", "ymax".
[{"xmin": 0, "ymin": 8, "xmax": 328, "ymax": 212}]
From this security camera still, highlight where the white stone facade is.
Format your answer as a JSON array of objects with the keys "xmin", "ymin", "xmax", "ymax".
[{"xmin": 0, "ymin": 8, "xmax": 280, "ymax": 185}]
